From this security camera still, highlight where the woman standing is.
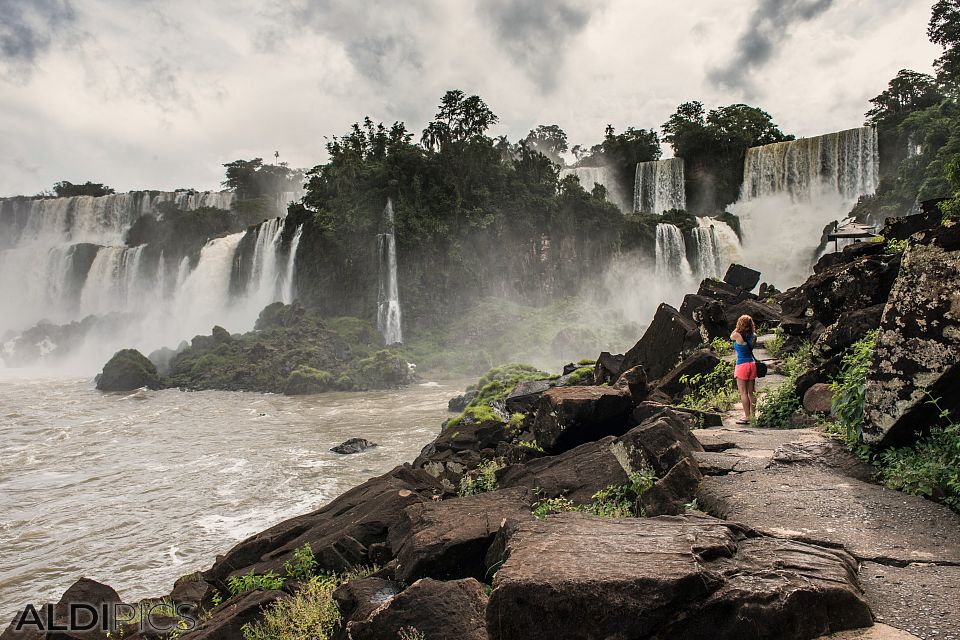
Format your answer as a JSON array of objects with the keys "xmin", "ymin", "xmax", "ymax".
[{"xmin": 731, "ymin": 314, "xmax": 757, "ymax": 425}]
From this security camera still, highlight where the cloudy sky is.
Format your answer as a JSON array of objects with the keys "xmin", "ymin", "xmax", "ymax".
[{"xmin": 0, "ymin": 0, "xmax": 940, "ymax": 196}]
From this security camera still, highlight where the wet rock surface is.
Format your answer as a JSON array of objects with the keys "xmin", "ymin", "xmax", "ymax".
[
  {"xmin": 858, "ymin": 562, "xmax": 960, "ymax": 640},
  {"xmin": 330, "ymin": 438, "xmax": 379, "ymax": 454}
]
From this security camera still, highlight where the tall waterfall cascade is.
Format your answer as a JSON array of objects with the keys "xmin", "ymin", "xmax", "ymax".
[
  {"xmin": 634, "ymin": 158, "xmax": 686, "ymax": 214},
  {"xmin": 654, "ymin": 223, "xmax": 692, "ymax": 281},
  {"xmin": 734, "ymin": 125, "xmax": 881, "ymax": 287},
  {"xmin": 376, "ymin": 199, "xmax": 403, "ymax": 345},
  {"xmin": 0, "ymin": 190, "xmax": 304, "ymax": 370},
  {"xmin": 740, "ymin": 126, "xmax": 879, "ymax": 202},
  {"xmin": 559, "ymin": 166, "xmax": 630, "ymax": 212}
]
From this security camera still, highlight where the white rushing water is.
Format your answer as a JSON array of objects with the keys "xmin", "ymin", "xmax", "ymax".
[
  {"xmin": 0, "ymin": 192, "xmax": 305, "ymax": 372},
  {"xmin": 559, "ymin": 165, "xmax": 630, "ymax": 212},
  {"xmin": 654, "ymin": 223, "xmax": 693, "ymax": 284},
  {"xmin": 633, "ymin": 158, "xmax": 686, "ymax": 214},
  {"xmin": 0, "ymin": 374, "xmax": 462, "ymax": 620},
  {"xmin": 377, "ymin": 200, "xmax": 403, "ymax": 345},
  {"xmin": 733, "ymin": 126, "xmax": 880, "ymax": 287}
]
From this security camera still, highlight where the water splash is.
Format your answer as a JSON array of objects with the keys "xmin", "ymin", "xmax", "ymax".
[
  {"xmin": 634, "ymin": 158, "xmax": 686, "ymax": 214},
  {"xmin": 377, "ymin": 200, "xmax": 403, "ymax": 345},
  {"xmin": 734, "ymin": 126, "xmax": 880, "ymax": 287}
]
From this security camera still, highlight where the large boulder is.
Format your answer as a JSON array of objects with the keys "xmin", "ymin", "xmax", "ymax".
[
  {"xmin": 202, "ymin": 465, "xmax": 442, "ymax": 584},
  {"xmin": 723, "ymin": 263, "xmax": 761, "ymax": 291},
  {"xmin": 863, "ymin": 225, "xmax": 960, "ymax": 445},
  {"xmin": 2, "ymin": 578, "xmax": 123, "ymax": 640},
  {"xmin": 778, "ymin": 253, "xmax": 900, "ymax": 330},
  {"xmin": 531, "ymin": 386, "xmax": 633, "ymax": 453},
  {"xmin": 812, "ymin": 303, "xmax": 885, "ymax": 360},
  {"xmin": 802, "ymin": 383, "xmax": 834, "ymax": 414},
  {"xmin": 698, "ymin": 278, "xmax": 756, "ymax": 304},
  {"xmin": 388, "ymin": 487, "xmax": 533, "ymax": 583},
  {"xmin": 723, "ymin": 299, "xmax": 782, "ymax": 330},
  {"xmin": 485, "ymin": 513, "xmax": 872, "ymax": 640},
  {"xmin": 653, "ymin": 349, "xmax": 721, "ymax": 401},
  {"xmin": 621, "ymin": 303, "xmax": 701, "ymax": 380},
  {"xmin": 504, "ymin": 380, "xmax": 552, "ymax": 413},
  {"xmin": 95, "ymin": 349, "xmax": 161, "ymax": 391},
  {"xmin": 332, "ymin": 577, "xmax": 403, "ymax": 640},
  {"xmin": 592, "ymin": 351, "xmax": 624, "ymax": 384},
  {"xmin": 611, "ymin": 364, "xmax": 648, "ymax": 402},
  {"xmin": 497, "ymin": 436, "xmax": 632, "ymax": 503},
  {"xmin": 347, "ymin": 578, "xmax": 488, "ymax": 640}
]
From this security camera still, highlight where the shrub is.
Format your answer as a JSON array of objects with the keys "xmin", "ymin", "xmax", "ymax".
[
  {"xmin": 284, "ymin": 544, "xmax": 317, "ymax": 581},
  {"xmin": 446, "ymin": 363, "xmax": 554, "ymax": 427},
  {"xmin": 284, "ymin": 365, "xmax": 334, "ymax": 395},
  {"xmin": 766, "ymin": 327, "xmax": 786, "ymax": 358},
  {"xmin": 458, "ymin": 459, "xmax": 504, "ymax": 496},
  {"xmin": 757, "ymin": 341, "xmax": 814, "ymax": 428},
  {"xmin": 709, "ymin": 336, "xmax": 732, "ymax": 358},
  {"xmin": 875, "ymin": 396, "xmax": 960, "ymax": 512},
  {"xmin": 830, "ymin": 331, "xmax": 878, "ymax": 439},
  {"xmin": 241, "ymin": 575, "xmax": 340, "ymax": 640},
  {"xmin": 679, "ymin": 360, "xmax": 737, "ymax": 412},
  {"xmin": 564, "ymin": 366, "xmax": 594, "ymax": 385},
  {"xmin": 228, "ymin": 570, "xmax": 286, "ymax": 596}
]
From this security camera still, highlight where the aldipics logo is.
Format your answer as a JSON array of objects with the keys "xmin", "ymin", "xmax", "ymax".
[{"xmin": 9, "ymin": 601, "xmax": 198, "ymax": 634}]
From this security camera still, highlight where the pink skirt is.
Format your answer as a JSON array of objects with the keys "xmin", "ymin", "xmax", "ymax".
[{"xmin": 735, "ymin": 361, "xmax": 757, "ymax": 381}]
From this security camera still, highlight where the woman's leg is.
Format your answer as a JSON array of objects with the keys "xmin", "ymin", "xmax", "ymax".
[
  {"xmin": 736, "ymin": 377, "xmax": 749, "ymax": 419},
  {"xmin": 746, "ymin": 379, "xmax": 756, "ymax": 419}
]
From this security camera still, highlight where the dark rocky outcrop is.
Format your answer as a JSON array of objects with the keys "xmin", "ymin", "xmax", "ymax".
[
  {"xmin": 620, "ymin": 303, "xmax": 701, "ymax": 380},
  {"xmin": 388, "ymin": 487, "xmax": 533, "ymax": 583},
  {"xmin": 697, "ymin": 278, "xmax": 756, "ymax": 304},
  {"xmin": 723, "ymin": 263, "xmax": 761, "ymax": 291},
  {"xmin": 331, "ymin": 577, "xmax": 402, "ymax": 639},
  {"xmin": 863, "ymin": 225, "xmax": 960, "ymax": 446},
  {"xmin": 531, "ymin": 386, "xmax": 633, "ymax": 453},
  {"xmin": 95, "ymin": 349, "xmax": 161, "ymax": 392},
  {"xmin": 611, "ymin": 364, "xmax": 648, "ymax": 402},
  {"xmin": 347, "ymin": 578, "xmax": 488, "ymax": 640},
  {"xmin": 812, "ymin": 303, "xmax": 885, "ymax": 360},
  {"xmin": 631, "ymin": 401, "xmax": 723, "ymax": 427},
  {"xmin": 779, "ymin": 253, "xmax": 900, "ymax": 332},
  {"xmin": 331, "ymin": 438, "xmax": 378, "ymax": 454},
  {"xmin": 592, "ymin": 351, "xmax": 624, "ymax": 384},
  {"xmin": 1, "ymin": 578, "xmax": 121, "ymax": 640},
  {"xmin": 485, "ymin": 513, "xmax": 872, "ymax": 640}
]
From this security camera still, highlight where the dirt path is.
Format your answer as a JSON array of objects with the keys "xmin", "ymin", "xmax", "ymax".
[{"xmin": 692, "ymin": 335, "xmax": 960, "ymax": 640}]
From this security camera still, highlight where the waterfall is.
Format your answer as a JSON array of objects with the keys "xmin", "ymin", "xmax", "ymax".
[
  {"xmin": 377, "ymin": 199, "xmax": 403, "ymax": 345},
  {"xmin": 0, "ymin": 189, "xmax": 304, "ymax": 370},
  {"xmin": 634, "ymin": 158, "xmax": 686, "ymax": 214},
  {"xmin": 741, "ymin": 126, "xmax": 879, "ymax": 202},
  {"xmin": 282, "ymin": 225, "xmax": 303, "ymax": 304},
  {"xmin": 655, "ymin": 223, "xmax": 692, "ymax": 282},
  {"xmin": 690, "ymin": 220, "xmax": 724, "ymax": 279},
  {"xmin": 733, "ymin": 125, "xmax": 881, "ymax": 287},
  {"xmin": 559, "ymin": 166, "xmax": 630, "ymax": 212},
  {"xmin": 78, "ymin": 246, "xmax": 148, "ymax": 317}
]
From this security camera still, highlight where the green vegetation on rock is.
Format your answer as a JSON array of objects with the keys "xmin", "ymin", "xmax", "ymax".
[
  {"xmin": 756, "ymin": 343, "xmax": 814, "ymax": 429},
  {"xmin": 241, "ymin": 575, "xmax": 339, "ymax": 640},
  {"xmin": 96, "ymin": 349, "xmax": 161, "ymax": 392},
  {"xmin": 446, "ymin": 363, "xmax": 554, "ymax": 427},
  {"xmin": 531, "ymin": 472, "xmax": 657, "ymax": 519}
]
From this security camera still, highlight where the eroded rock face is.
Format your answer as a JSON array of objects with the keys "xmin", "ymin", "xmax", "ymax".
[
  {"xmin": 813, "ymin": 304, "xmax": 885, "ymax": 360},
  {"xmin": 621, "ymin": 303, "xmax": 701, "ymax": 380},
  {"xmin": 532, "ymin": 386, "xmax": 633, "ymax": 453},
  {"xmin": 653, "ymin": 349, "xmax": 720, "ymax": 401},
  {"xmin": 863, "ymin": 226, "xmax": 960, "ymax": 446},
  {"xmin": 485, "ymin": 513, "xmax": 872, "ymax": 640},
  {"xmin": 347, "ymin": 578, "xmax": 488, "ymax": 640}
]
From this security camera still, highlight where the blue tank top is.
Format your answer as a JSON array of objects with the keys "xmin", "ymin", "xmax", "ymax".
[{"xmin": 734, "ymin": 332, "xmax": 755, "ymax": 365}]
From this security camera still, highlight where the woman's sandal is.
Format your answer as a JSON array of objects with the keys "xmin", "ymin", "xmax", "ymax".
[{"xmin": 735, "ymin": 418, "xmax": 750, "ymax": 425}]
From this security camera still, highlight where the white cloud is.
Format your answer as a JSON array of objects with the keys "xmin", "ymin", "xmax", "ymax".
[{"xmin": 0, "ymin": 0, "xmax": 942, "ymax": 195}]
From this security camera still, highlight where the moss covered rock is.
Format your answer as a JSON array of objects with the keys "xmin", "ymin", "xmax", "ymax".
[
  {"xmin": 96, "ymin": 349, "xmax": 161, "ymax": 391},
  {"xmin": 284, "ymin": 365, "xmax": 335, "ymax": 395}
]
